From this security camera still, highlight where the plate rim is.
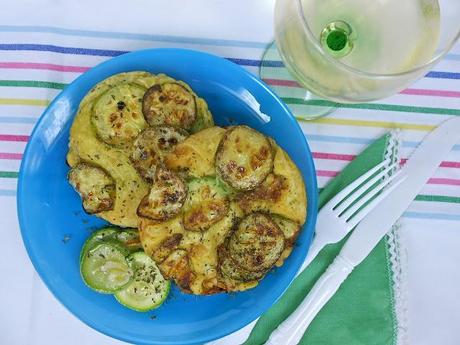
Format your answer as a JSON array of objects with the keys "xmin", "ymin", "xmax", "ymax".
[{"xmin": 17, "ymin": 48, "xmax": 318, "ymax": 345}]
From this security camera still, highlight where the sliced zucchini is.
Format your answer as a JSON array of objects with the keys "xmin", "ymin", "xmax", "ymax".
[
  {"xmin": 131, "ymin": 126, "xmax": 188, "ymax": 182},
  {"xmin": 218, "ymin": 244, "xmax": 265, "ymax": 282},
  {"xmin": 182, "ymin": 177, "xmax": 229, "ymax": 232},
  {"xmin": 80, "ymin": 228, "xmax": 141, "ymax": 262},
  {"xmin": 228, "ymin": 213, "xmax": 285, "ymax": 272},
  {"xmin": 68, "ymin": 163, "xmax": 115, "ymax": 214},
  {"xmin": 80, "ymin": 227, "xmax": 117, "ymax": 261},
  {"xmin": 142, "ymin": 83, "xmax": 196, "ymax": 130},
  {"xmin": 272, "ymin": 215, "xmax": 300, "ymax": 242},
  {"xmin": 152, "ymin": 233, "xmax": 184, "ymax": 263},
  {"xmin": 189, "ymin": 98, "xmax": 214, "ymax": 133},
  {"xmin": 115, "ymin": 229, "xmax": 143, "ymax": 252},
  {"xmin": 92, "ymin": 82, "xmax": 147, "ymax": 146},
  {"xmin": 115, "ymin": 252, "xmax": 170, "ymax": 311},
  {"xmin": 215, "ymin": 126, "xmax": 274, "ymax": 191},
  {"xmin": 137, "ymin": 168, "xmax": 187, "ymax": 220},
  {"xmin": 80, "ymin": 243, "xmax": 133, "ymax": 293}
]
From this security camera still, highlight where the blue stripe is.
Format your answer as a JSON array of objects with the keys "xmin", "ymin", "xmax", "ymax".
[
  {"xmin": 0, "ymin": 117, "xmax": 37, "ymax": 124},
  {"xmin": 0, "ymin": 43, "xmax": 458, "ymax": 80},
  {"xmin": 0, "ymin": 43, "xmax": 126, "ymax": 57},
  {"xmin": 305, "ymin": 133, "xmax": 374, "ymax": 145},
  {"xmin": 0, "ymin": 189, "xmax": 16, "ymax": 197},
  {"xmin": 426, "ymin": 71, "xmax": 460, "ymax": 80},
  {"xmin": 403, "ymin": 211, "xmax": 460, "ymax": 221},
  {"xmin": 304, "ymin": 133, "xmax": 460, "ymax": 151},
  {"xmin": 443, "ymin": 53, "xmax": 460, "ymax": 61},
  {"xmin": 0, "ymin": 25, "xmax": 268, "ymax": 49}
]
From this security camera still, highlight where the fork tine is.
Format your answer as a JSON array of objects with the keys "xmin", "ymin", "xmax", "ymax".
[
  {"xmin": 334, "ymin": 161, "xmax": 398, "ymax": 214},
  {"xmin": 347, "ymin": 173, "xmax": 407, "ymax": 228},
  {"xmin": 329, "ymin": 160, "xmax": 390, "ymax": 209},
  {"xmin": 341, "ymin": 169, "xmax": 405, "ymax": 221}
]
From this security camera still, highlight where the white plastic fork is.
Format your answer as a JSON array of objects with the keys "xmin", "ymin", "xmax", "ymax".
[{"xmin": 298, "ymin": 159, "xmax": 403, "ymax": 273}]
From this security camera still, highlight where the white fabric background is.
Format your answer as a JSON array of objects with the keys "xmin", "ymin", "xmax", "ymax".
[{"xmin": 1, "ymin": 1, "xmax": 459, "ymax": 344}]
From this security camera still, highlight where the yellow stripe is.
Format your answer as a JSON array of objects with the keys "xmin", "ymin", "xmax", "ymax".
[
  {"xmin": 297, "ymin": 116, "xmax": 436, "ymax": 131},
  {"xmin": 0, "ymin": 98, "xmax": 50, "ymax": 106}
]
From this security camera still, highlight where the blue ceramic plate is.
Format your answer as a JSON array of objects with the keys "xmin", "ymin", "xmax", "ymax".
[{"xmin": 17, "ymin": 49, "xmax": 318, "ymax": 345}]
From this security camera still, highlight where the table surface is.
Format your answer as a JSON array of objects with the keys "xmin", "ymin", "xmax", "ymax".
[{"xmin": 1, "ymin": 1, "xmax": 460, "ymax": 344}]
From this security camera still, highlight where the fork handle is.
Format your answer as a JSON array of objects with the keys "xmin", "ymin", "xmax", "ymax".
[{"xmin": 266, "ymin": 255, "xmax": 355, "ymax": 345}]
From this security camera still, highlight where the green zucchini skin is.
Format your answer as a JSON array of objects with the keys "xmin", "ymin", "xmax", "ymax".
[
  {"xmin": 80, "ymin": 243, "xmax": 133, "ymax": 293},
  {"xmin": 228, "ymin": 213, "xmax": 285, "ymax": 273},
  {"xmin": 92, "ymin": 83, "xmax": 147, "ymax": 146},
  {"xmin": 142, "ymin": 83, "xmax": 197, "ymax": 130},
  {"xmin": 115, "ymin": 252, "xmax": 170, "ymax": 312},
  {"xmin": 130, "ymin": 125, "xmax": 188, "ymax": 182},
  {"xmin": 68, "ymin": 163, "xmax": 116, "ymax": 214},
  {"xmin": 182, "ymin": 176, "xmax": 229, "ymax": 232},
  {"xmin": 215, "ymin": 126, "xmax": 274, "ymax": 191}
]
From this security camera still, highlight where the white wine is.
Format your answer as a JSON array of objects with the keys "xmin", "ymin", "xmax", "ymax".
[{"xmin": 274, "ymin": 0, "xmax": 441, "ymax": 102}]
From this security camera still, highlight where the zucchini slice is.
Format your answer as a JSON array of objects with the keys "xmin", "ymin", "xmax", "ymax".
[
  {"xmin": 115, "ymin": 252, "xmax": 170, "ymax": 312},
  {"xmin": 218, "ymin": 244, "xmax": 265, "ymax": 282},
  {"xmin": 80, "ymin": 243, "xmax": 133, "ymax": 293},
  {"xmin": 91, "ymin": 83, "xmax": 147, "ymax": 146},
  {"xmin": 131, "ymin": 126, "xmax": 188, "ymax": 182},
  {"xmin": 137, "ymin": 168, "xmax": 187, "ymax": 220},
  {"xmin": 142, "ymin": 83, "xmax": 197, "ymax": 130},
  {"xmin": 68, "ymin": 163, "xmax": 116, "ymax": 214},
  {"xmin": 115, "ymin": 229, "xmax": 143, "ymax": 252},
  {"xmin": 215, "ymin": 126, "xmax": 274, "ymax": 191},
  {"xmin": 228, "ymin": 213, "xmax": 285, "ymax": 272},
  {"xmin": 80, "ymin": 227, "xmax": 117, "ymax": 261},
  {"xmin": 182, "ymin": 177, "xmax": 229, "ymax": 232},
  {"xmin": 80, "ymin": 228, "xmax": 141, "ymax": 261}
]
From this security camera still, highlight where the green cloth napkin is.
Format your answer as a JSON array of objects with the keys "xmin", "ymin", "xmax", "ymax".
[{"xmin": 244, "ymin": 133, "xmax": 397, "ymax": 345}]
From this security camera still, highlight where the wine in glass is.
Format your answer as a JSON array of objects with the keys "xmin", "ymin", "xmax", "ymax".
[{"xmin": 261, "ymin": 0, "xmax": 460, "ymax": 119}]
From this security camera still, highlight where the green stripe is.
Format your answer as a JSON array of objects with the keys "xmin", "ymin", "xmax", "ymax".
[
  {"xmin": 0, "ymin": 80, "xmax": 66, "ymax": 89},
  {"xmin": 318, "ymin": 188, "xmax": 460, "ymax": 204},
  {"xmin": 415, "ymin": 194, "xmax": 460, "ymax": 204},
  {"xmin": 0, "ymin": 171, "xmax": 18, "ymax": 178},
  {"xmin": 282, "ymin": 98, "xmax": 460, "ymax": 116}
]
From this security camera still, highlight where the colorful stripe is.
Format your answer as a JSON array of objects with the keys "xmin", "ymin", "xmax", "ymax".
[
  {"xmin": 0, "ymin": 171, "xmax": 18, "ymax": 178},
  {"xmin": 0, "ymin": 134, "xmax": 29, "ymax": 142},
  {"xmin": 0, "ymin": 152, "xmax": 22, "ymax": 160},
  {"xmin": 0, "ymin": 62, "xmax": 89, "ymax": 73},
  {"xmin": 403, "ymin": 211, "xmax": 460, "ymax": 221},
  {"xmin": 304, "ymin": 117, "xmax": 436, "ymax": 131},
  {"xmin": 0, "ymin": 41, "xmax": 459, "ymax": 80},
  {"xmin": 0, "ymin": 80, "xmax": 66, "ymax": 89},
  {"xmin": 0, "ymin": 98, "xmax": 49, "ymax": 106},
  {"xmin": 286, "ymin": 98, "xmax": 460, "ymax": 116},
  {"xmin": 0, "ymin": 25, "xmax": 268, "ymax": 48}
]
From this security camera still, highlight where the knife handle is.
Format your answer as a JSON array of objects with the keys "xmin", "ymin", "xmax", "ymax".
[{"xmin": 265, "ymin": 255, "xmax": 354, "ymax": 345}]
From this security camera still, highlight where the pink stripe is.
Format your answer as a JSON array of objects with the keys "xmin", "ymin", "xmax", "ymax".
[
  {"xmin": 400, "ymin": 88, "xmax": 460, "ymax": 98},
  {"xmin": 264, "ymin": 78, "xmax": 460, "ymax": 98},
  {"xmin": 313, "ymin": 152, "xmax": 356, "ymax": 161},
  {"xmin": 400, "ymin": 158, "xmax": 460, "ymax": 169},
  {"xmin": 428, "ymin": 177, "xmax": 460, "ymax": 186},
  {"xmin": 316, "ymin": 170, "xmax": 339, "ymax": 177},
  {"xmin": 317, "ymin": 169, "xmax": 460, "ymax": 186},
  {"xmin": 263, "ymin": 78, "xmax": 301, "ymax": 88},
  {"xmin": 313, "ymin": 152, "xmax": 460, "ymax": 169},
  {"xmin": 0, "ymin": 152, "xmax": 22, "ymax": 160},
  {"xmin": 0, "ymin": 62, "xmax": 89, "ymax": 73},
  {"xmin": 0, "ymin": 134, "xmax": 29, "ymax": 142}
]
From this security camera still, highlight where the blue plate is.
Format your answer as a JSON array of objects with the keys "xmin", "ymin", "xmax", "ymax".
[{"xmin": 17, "ymin": 49, "xmax": 318, "ymax": 345}]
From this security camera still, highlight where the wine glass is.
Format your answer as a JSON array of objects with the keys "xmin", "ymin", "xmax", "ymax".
[{"xmin": 260, "ymin": 0, "xmax": 460, "ymax": 119}]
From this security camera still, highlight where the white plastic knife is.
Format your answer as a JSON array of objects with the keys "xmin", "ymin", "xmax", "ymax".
[{"xmin": 266, "ymin": 116, "xmax": 460, "ymax": 345}]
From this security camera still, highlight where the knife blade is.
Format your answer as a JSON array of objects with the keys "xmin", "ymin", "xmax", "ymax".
[
  {"xmin": 266, "ymin": 116, "xmax": 460, "ymax": 345},
  {"xmin": 344, "ymin": 116, "xmax": 460, "ymax": 265}
]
